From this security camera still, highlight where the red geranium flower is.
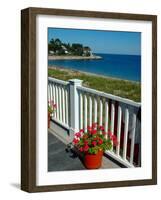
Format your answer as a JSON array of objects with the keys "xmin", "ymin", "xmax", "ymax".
[
  {"xmin": 91, "ymin": 129, "xmax": 97, "ymax": 135},
  {"xmin": 87, "ymin": 126, "xmax": 92, "ymax": 133},
  {"xmin": 92, "ymin": 122, "xmax": 97, "ymax": 128},
  {"xmin": 94, "ymin": 137, "xmax": 99, "ymax": 141},
  {"xmin": 84, "ymin": 140, "xmax": 88, "ymax": 145},
  {"xmin": 108, "ymin": 131, "xmax": 113, "ymax": 137},
  {"xmin": 73, "ymin": 138, "xmax": 79, "ymax": 144},
  {"xmin": 113, "ymin": 139, "xmax": 118, "ymax": 146},
  {"xmin": 75, "ymin": 132, "xmax": 81, "ymax": 138},
  {"xmin": 92, "ymin": 141, "xmax": 97, "ymax": 146},
  {"xmin": 110, "ymin": 134, "xmax": 116, "ymax": 140},
  {"xmin": 83, "ymin": 144, "xmax": 89, "ymax": 151},
  {"xmin": 79, "ymin": 147, "xmax": 83, "ymax": 152},
  {"xmin": 111, "ymin": 135, "xmax": 118, "ymax": 146},
  {"xmin": 109, "ymin": 134, "xmax": 116, "ymax": 141},
  {"xmin": 99, "ymin": 125, "xmax": 104, "ymax": 131},
  {"xmin": 98, "ymin": 139, "xmax": 103, "ymax": 145}
]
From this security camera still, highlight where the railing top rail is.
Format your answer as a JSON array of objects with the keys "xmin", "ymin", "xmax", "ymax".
[
  {"xmin": 48, "ymin": 77, "xmax": 141, "ymax": 107},
  {"xmin": 77, "ymin": 85, "xmax": 141, "ymax": 108},
  {"xmin": 48, "ymin": 77, "xmax": 68, "ymax": 86}
]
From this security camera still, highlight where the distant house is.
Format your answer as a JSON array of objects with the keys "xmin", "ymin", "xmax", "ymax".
[
  {"xmin": 61, "ymin": 45, "xmax": 69, "ymax": 54},
  {"xmin": 48, "ymin": 38, "xmax": 94, "ymax": 56},
  {"xmin": 83, "ymin": 46, "xmax": 92, "ymax": 56},
  {"xmin": 56, "ymin": 50, "xmax": 59, "ymax": 54},
  {"xmin": 49, "ymin": 50, "xmax": 55, "ymax": 55}
]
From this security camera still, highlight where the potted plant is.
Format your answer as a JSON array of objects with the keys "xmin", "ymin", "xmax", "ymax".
[
  {"xmin": 48, "ymin": 100, "xmax": 56, "ymax": 128},
  {"xmin": 72, "ymin": 123, "xmax": 118, "ymax": 169}
]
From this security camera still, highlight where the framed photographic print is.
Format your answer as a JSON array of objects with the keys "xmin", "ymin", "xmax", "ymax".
[{"xmin": 21, "ymin": 7, "xmax": 157, "ymax": 192}]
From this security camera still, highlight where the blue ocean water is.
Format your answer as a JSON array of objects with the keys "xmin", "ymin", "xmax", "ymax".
[{"xmin": 48, "ymin": 53, "xmax": 141, "ymax": 82}]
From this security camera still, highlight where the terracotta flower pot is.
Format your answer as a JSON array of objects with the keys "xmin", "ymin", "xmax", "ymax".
[
  {"xmin": 84, "ymin": 150, "xmax": 103, "ymax": 169},
  {"xmin": 48, "ymin": 112, "xmax": 51, "ymax": 128}
]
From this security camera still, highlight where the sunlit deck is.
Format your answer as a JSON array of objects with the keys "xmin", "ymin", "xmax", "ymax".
[
  {"xmin": 48, "ymin": 129, "xmax": 123, "ymax": 172},
  {"xmin": 48, "ymin": 77, "xmax": 141, "ymax": 169}
]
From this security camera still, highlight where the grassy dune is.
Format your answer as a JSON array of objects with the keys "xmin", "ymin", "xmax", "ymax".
[{"xmin": 48, "ymin": 67, "xmax": 141, "ymax": 102}]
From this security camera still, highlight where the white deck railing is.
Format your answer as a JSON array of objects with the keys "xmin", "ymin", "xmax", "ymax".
[
  {"xmin": 48, "ymin": 77, "xmax": 141, "ymax": 168},
  {"xmin": 48, "ymin": 77, "xmax": 69, "ymax": 128}
]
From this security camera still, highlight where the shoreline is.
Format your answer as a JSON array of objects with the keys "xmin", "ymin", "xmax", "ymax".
[
  {"xmin": 48, "ymin": 54, "xmax": 102, "ymax": 60},
  {"xmin": 48, "ymin": 65, "xmax": 141, "ymax": 102},
  {"xmin": 48, "ymin": 65, "xmax": 140, "ymax": 84}
]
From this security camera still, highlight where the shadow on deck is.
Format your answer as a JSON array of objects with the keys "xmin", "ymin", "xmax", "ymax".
[{"xmin": 48, "ymin": 131, "xmax": 123, "ymax": 172}]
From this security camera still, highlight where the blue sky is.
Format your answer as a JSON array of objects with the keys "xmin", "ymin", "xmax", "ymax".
[{"xmin": 48, "ymin": 28, "xmax": 141, "ymax": 55}]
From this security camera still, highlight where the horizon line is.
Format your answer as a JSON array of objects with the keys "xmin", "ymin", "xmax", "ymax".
[{"xmin": 94, "ymin": 52, "xmax": 141, "ymax": 56}]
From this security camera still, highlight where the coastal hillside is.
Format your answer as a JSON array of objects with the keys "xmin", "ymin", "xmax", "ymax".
[{"xmin": 48, "ymin": 37, "xmax": 100, "ymax": 59}]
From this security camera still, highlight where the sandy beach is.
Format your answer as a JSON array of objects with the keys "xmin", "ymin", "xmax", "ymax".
[
  {"xmin": 48, "ymin": 65, "xmax": 141, "ymax": 102},
  {"xmin": 48, "ymin": 65, "xmax": 139, "ymax": 84},
  {"xmin": 48, "ymin": 55, "xmax": 102, "ymax": 60}
]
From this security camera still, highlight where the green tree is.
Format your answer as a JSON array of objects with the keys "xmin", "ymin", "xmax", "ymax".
[
  {"xmin": 71, "ymin": 43, "xmax": 83, "ymax": 56},
  {"xmin": 48, "ymin": 37, "xmax": 92, "ymax": 56},
  {"xmin": 54, "ymin": 38, "xmax": 62, "ymax": 46},
  {"xmin": 83, "ymin": 46, "xmax": 91, "ymax": 56}
]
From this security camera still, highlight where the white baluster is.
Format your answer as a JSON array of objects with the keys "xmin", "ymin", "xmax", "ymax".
[
  {"xmin": 110, "ymin": 101, "xmax": 115, "ymax": 133},
  {"xmin": 50, "ymin": 83, "xmax": 53, "ymax": 102},
  {"xmin": 89, "ymin": 95, "xmax": 92, "ymax": 127},
  {"xmin": 52, "ymin": 83, "xmax": 56, "ymax": 118},
  {"xmin": 48, "ymin": 83, "xmax": 51, "ymax": 105},
  {"xmin": 99, "ymin": 98, "xmax": 103, "ymax": 127},
  {"xmin": 94, "ymin": 96, "xmax": 98, "ymax": 124},
  {"xmin": 65, "ymin": 88, "xmax": 69, "ymax": 125},
  {"xmin": 84, "ymin": 94, "xmax": 88, "ymax": 132},
  {"xmin": 58, "ymin": 86, "xmax": 62, "ymax": 122},
  {"xmin": 130, "ymin": 113, "xmax": 137, "ymax": 164},
  {"xmin": 104, "ymin": 100, "xmax": 109, "ymax": 139},
  {"xmin": 55, "ymin": 85, "xmax": 59, "ymax": 120},
  {"xmin": 62, "ymin": 87, "xmax": 65, "ymax": 124},
  {"xmin": 110, "ymin": 101, "xmax": 115, "ymax": 149},
  {"xmin": 79, "ymin": 92, "xmax": 83, "ymax": 130},
  {"xmin": 50, "ymin": 83, "xmax": 53, "ymax": 118},
  {"xmin": 116, "ymin": 105, "xmax": 122, "ymax": 156},
  {"xmin": 123, "ymin": 108, "xmax": 129, "ymax": 160},
  {"xmin": 54, "ymin": 84, "xmax": 57, "ymax": 119}
]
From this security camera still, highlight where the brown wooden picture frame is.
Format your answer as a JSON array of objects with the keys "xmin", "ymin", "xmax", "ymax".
[{"xmin": 21, "ymin": 7, "xmax": 157, "ymax": 192}]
